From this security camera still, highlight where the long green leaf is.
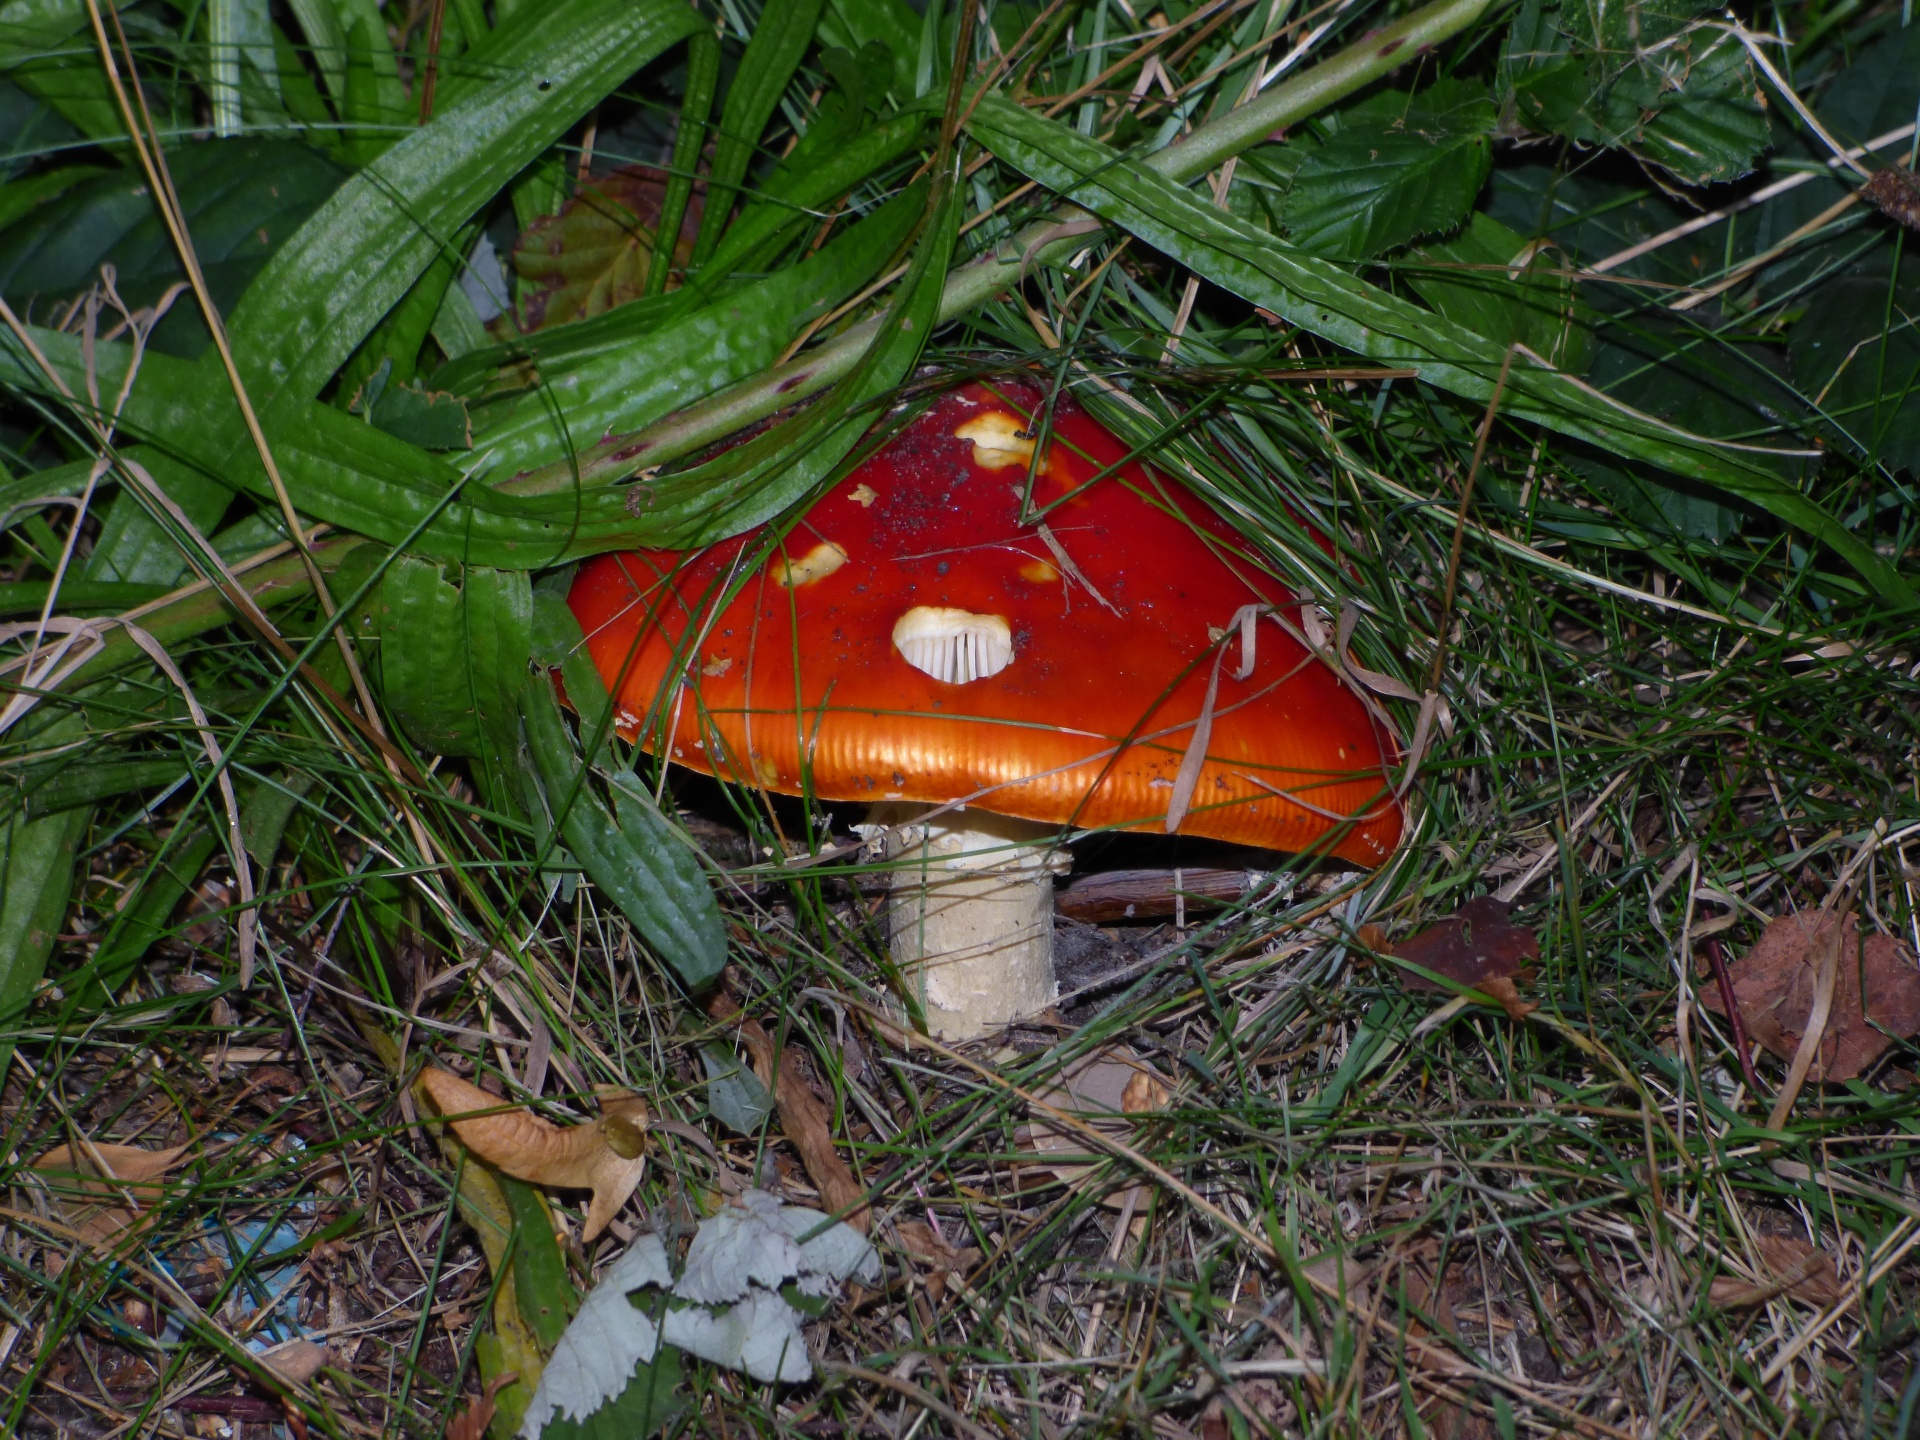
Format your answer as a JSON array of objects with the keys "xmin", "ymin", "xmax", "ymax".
[
  {"xmin": 645, "ymin": 28, "xmax": 717, "ymax": 298},
  {"xmin": 522, "ymin": 596, "xmax": 727, "ymax": 993},
  {"xmin": 691, "ymin": 0, "xmax": 825, "ymax": 263},
  {"xmin": 962, "ymin": 91, "xmax": 1913, "ymax": 608},
  {"xmin": 0, "ymin": 787, "xmax": 86, "ymax": 1080},
  {"xmin": 224, "ymin": 0, "xmax": 705, "ymax": 415},
  {"xmin": 470, "ymin": 182, "xmax": 924, "ymax": 479}
]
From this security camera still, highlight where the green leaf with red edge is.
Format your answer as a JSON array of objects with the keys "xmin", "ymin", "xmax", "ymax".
[{"xmin": 510, "ymin": 166, "xmax": 699, "ymax": 332}]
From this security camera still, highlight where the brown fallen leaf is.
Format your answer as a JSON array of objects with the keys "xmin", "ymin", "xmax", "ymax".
[
  {"xmin": 892, "ymin": 1218, "xmax": 983, "ymax": 1302},
  {"xmin": 416, "ymin": 1068, "xmax": 647, "ymax": 1242},
  {"xmin": 258, "ymin": 1337, "xmax": 329, "ymax": 1387},
  {"xmin": 709, "ymin": 992, "xmax": 868, "ymax": 1230},
  {"xmin": 445, "ymin": 1371, "xmax": 519, "ymax": 1440},
  {"xmin": 1391, "ymin": 897, "xmax": 1539, "ymax": 1021},
  {"xmin": 29, "ymin": 1141, "xmax": 190, "ymax": 1243},
  {"xmin": 1023, "ymin": 1046, "xmax": 1173, "ymax": 1207},
  {"xmin": 1697, "ymin": 911, "xmax": 1920, "ymax": 1082},
  {"xmin": 1709, "ymin": 1232, "xmax": 1848, "ymax": 1308}
]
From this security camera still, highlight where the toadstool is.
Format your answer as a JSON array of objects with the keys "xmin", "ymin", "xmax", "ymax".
[{"xmin": 568, "ymin": 379, "xmax": 1403, "ymax": 1038}]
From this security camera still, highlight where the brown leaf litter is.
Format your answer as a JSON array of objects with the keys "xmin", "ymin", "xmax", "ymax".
[
  {"xmin": 1708, "ymin": 1232, "xmax": 1849, "ymax": 1309},
  {"xmin": 1390, "ymin": 896, "xmax": 1540, "ymax": 1021},
  {"xmin": 1023, "ymin": 1045, "xmax": 1173, "ymax": 1205},
  {"xmin": 28, "ymin": 1140, "xmax": 191, "ymax": 1244},
  {"xmin": 416, "ymin": 1067, "xmax": 649, "ymax": 1241},
  {"xmin": 709, "ymin": 990, "xmax": 870, "ymax": 1229},
  {"xmin": 1698, "ymin": 910, "xmax": 1920, "ymax": 1083}
]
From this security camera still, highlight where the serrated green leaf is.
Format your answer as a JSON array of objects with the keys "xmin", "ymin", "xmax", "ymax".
[
  {"xmin": 962, "ymin": 90, "xmax": 1912, "ymax": 607},
  {"xmin": 1283, "ymin": 80, "xmax": 1494, "ymax": 260},
  {"xmin": 1499, "ymin": 0, "xmax": 1767, "ymax": 185},
  {"xmin": 537, "ymin": 1343, "xmax": 684, "ymax": 1440},
  {"xmin": 368, "ymin": 380, "xmax": 473, "ymax": 449},
  {"xmin": 378, "ymin": 556, "xmax": 530, "ymax": 760}
]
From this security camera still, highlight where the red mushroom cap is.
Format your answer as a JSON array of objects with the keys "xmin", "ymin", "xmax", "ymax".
[{"xmin": 568, "ymin": 380, "xmax": 1404, "ymax": 865}]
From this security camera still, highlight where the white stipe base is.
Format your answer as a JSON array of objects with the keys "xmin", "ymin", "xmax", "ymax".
[{"xmin": 863, "ymin": 806, "xmax": 1067, "ymax": 1040}]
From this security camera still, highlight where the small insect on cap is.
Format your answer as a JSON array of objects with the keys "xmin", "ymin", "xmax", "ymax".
[{"xmin": 568, "ymin": 379, "xmax": 1404, "ymax": 865}]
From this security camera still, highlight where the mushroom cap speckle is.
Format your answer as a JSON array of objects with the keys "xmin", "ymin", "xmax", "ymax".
[{"xmin": 569, "ymin": 380, "xmax": 1403, "ymax": 864}]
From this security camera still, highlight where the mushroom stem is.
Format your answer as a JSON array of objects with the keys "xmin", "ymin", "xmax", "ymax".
[{"xmin": 872, "ymin": 807, "xmax": 1067, "ymax": 1040}]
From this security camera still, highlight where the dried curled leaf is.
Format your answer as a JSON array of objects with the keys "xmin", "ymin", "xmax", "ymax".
[
  {"xmin": 1708, "ymin": 1233, "xmax": 1848, "ymax": 1308},
  {"xmin": 1391, "ymin": 897, "xmax": 1539, "ymax": 1021},
  {"xmin": 418, "ymin": 1068, "xmax": 648, "ymax": 1242},
  {"xmin": 1023, "ymin": 1045, "xmax": 1172, "ymax": 1208},
  {"xmin": 1698, "ymin": 911, "xmax": 1920, "ymax": 1083},
  {"xmin": 29, "ymin": 1141, "xmax": 190, "ymax": 1242}
]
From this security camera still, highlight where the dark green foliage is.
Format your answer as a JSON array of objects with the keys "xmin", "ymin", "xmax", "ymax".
[
  {"xmin": 1500, "ymin": 0, "xmax": 1769, "ymax": 184},
  {"xmin": 522, "ymin": 592, "xmax": 728, "ymax": 993},
  {"xmin": 502, "ymin": 1177, "xmax": 578, "ymax": 1349},
  {"xmin": 1283, "ymin": 80, "xmax": 1495, "ymax": 261},
  {"xmin": 539, "ymin": 1337, "xmax": 685, "ymax": 1440},
  {"xmin": 0, "ymin": 138, "xmax": 349, "ymax": 357},
  {"xmin": 1789, "ymin": 263, "xmax": 1920, "ymax": 473},
  {"xmin": 377, "ymin": 556, "xmax": 531, "ymax": 763}
]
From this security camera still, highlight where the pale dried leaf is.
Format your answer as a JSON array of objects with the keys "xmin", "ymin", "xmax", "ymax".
[{"xmin": 519, "ymin": 1234, "xmax": 673, "ymax": 1437}]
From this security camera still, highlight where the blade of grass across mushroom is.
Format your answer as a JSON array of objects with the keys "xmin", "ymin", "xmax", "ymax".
[{"xmin": 957, "ymin": 96, "xmax": 1913, "ymax": 610}]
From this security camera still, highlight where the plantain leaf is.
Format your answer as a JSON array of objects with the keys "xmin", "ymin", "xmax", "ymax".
[
  {"xmin": 961, "ymin": 91, "xmax": 1911, "ymax": 607},
  {"xmin": 522, "ymin": 595, "xmax": 727, "ymax": 993},
  {"xmin": 470, "ymin": 181, "xmax": 925, "ymax": 480},
  {"xmin": 377, "ymin": 555, "xmax": 530, "ymax": 762},
  {"xmin": 224, "ymin": 0, "xmax": 706, "ymax": 418},
  {"xmin": 0, "ymin": 767, "xmax": 88, "ymax": 1077},
  {"xmin": 630, "ymin": 168, "xmax": 958, "ymax": 548},
  {"xmin": 1282, "ymin": 80, "xmax": 1493, "ymax": 260},
  {"xmin": 693, "ymin": 0, "xmax": 825, "ymax": 261}
]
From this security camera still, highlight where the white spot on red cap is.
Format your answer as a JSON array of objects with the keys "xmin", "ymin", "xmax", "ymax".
[
  {"xmin": 892, "ymin": 607, "xmax": 1014, "ymax": 685},
  {"xmin": 954, "ymin": 411, "xmax": 1035, "ymax": 470}
]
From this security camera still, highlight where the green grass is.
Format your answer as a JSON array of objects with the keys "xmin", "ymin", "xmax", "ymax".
[{"xmin": 2, "ymin": 0, "xmax": 1919, "ymax": 1435}]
